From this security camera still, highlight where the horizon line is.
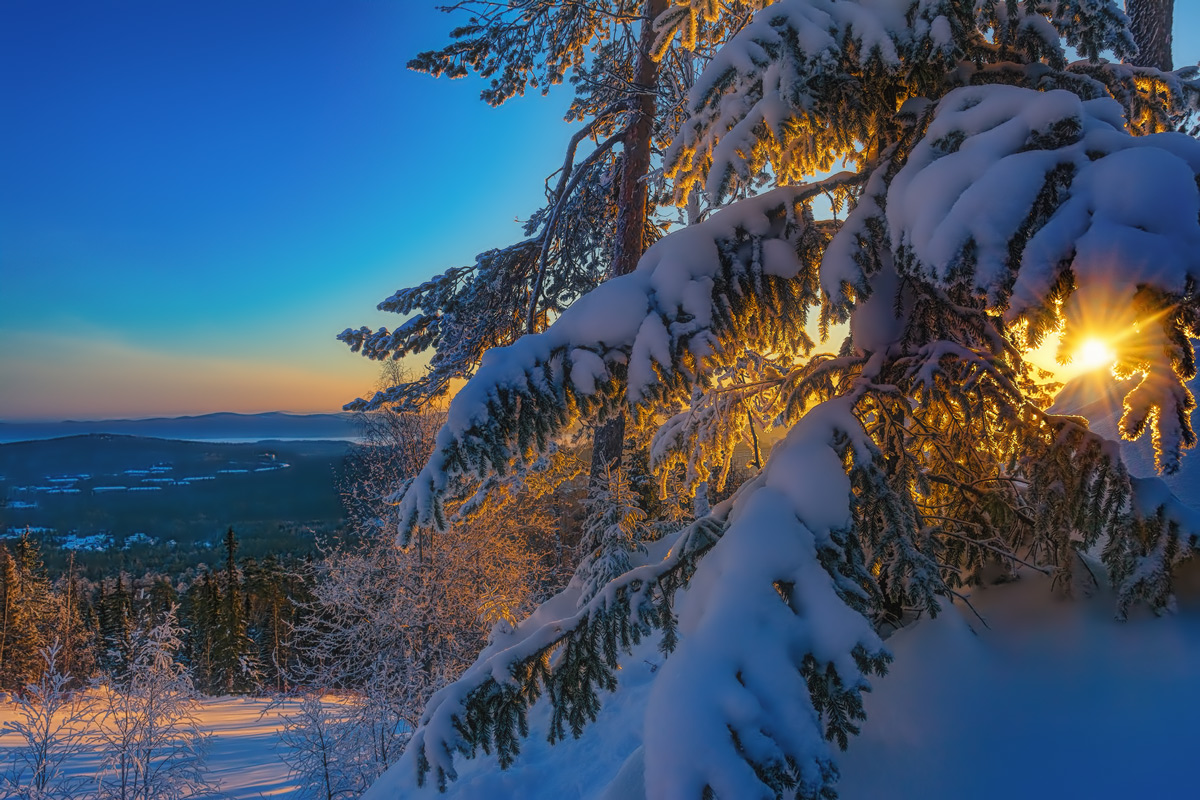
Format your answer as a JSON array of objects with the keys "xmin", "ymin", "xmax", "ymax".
[{"xmin": 0, "ymin": 409, "xmax": 360, "ymax": 425}]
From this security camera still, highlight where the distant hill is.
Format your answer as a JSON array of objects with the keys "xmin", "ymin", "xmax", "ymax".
[
  {"xmin": 0, "ymin": 434, "xmax": 354, "ymax": 576},
  {"xmin": 0, "ymin": 411, "xmax": 361, "ymax": 444},
  {"xmin": 1051, "ymin": 371, "xmax": 1200, "ymax": 505}
]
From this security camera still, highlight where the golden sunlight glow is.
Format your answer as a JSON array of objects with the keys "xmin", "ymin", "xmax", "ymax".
[{"xmin": 1076, "ymin": 337, "xmax": 1116, "ymax": 372}]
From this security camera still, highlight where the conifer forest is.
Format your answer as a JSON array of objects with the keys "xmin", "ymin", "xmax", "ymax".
[{"xmin": 4, "ymin": 1, "xmax": 1200, "ymax": 798}]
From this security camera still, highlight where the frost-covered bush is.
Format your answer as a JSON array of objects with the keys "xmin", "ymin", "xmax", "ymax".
[
  {"xmin": 291, "ymin": 392, "xmax": 582, "ymax": 791},
  {"xmin": 1, "ymin": 642, "xmax": 95, "ymax": 800},
  {"xmin": 94, "ymin": 608, "xmax": 212, "ymax": 800}
]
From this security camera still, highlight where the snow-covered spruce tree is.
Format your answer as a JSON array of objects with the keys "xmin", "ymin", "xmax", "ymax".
[
  {"xmin": 96, "ymin": 576, "xmax": 134, "ymax": 677},
  {"xmin": 0, "ymin": 534, "xmax": 54, "ymax": 692},
  {"xmin": 211, "ymin": 527, "xmax": 259, "ymax": 695},
  {"xmin": 356, "ymin": 2, "xmax": 1200, "ymax": 798},
  {"xmin": 338, "ymin": 2, "xmax": 770, "ymax": 486}
]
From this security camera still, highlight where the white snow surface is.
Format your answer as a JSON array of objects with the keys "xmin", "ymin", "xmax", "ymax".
[
  {"xmin": 366, "ymin": 566, "xmax": 1200, "ymax": 800},
  {"xmin": 0, "ymin": 695, "xmax": 339, "ymax": 799}
]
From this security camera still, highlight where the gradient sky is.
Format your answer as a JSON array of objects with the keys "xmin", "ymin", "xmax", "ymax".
[
  {"xmin": 2, "ymin": 2, "xmax": 1198, "ymax": 421},
  {"xmin": 1, "ymin": 0, "xmax": 575, "ymax": 420}
]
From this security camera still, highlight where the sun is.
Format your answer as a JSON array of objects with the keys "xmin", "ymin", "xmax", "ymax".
[{"xmin": 1076, "ymin": 337, "xmax": 1116, "ymax": 371}]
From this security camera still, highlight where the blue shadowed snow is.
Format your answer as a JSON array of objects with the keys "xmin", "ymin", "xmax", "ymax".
[{"xmin": 364, "ymin": 565, "xmax": 1200, "ymax": 799}]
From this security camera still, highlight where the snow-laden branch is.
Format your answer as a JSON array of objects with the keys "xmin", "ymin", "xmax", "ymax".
[
  {"xmin": 398, "ymin": 379, "xmax": 894, "ymax": 796},
  {"xmin": 663, "ymin": 0, "xmax": 1139, "ymax": 202},
  {"xmin": 826, "ymin": 84, "xmax": 1200, "ymax": 471},
  {"xmin": 395, "ymin": 174, "xmax": 863, "ymax": 541}
]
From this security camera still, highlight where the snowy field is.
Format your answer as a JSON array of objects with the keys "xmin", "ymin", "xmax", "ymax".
[
  {"xmin": 365, "ymin": 561, "xmax": 1200, "ymax": 800},
  {"xmin": 6, "ymin": 565, "xmax": 1200, "ymax": 800},
  {"xmin": 0, "ymin": 695, "xmax": 313, "ymax": 799}
]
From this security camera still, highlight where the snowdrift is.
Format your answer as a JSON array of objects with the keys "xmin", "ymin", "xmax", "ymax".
[{"xmin": 364, "ymin": 564, "xmax": 1200, "ymax": 799}]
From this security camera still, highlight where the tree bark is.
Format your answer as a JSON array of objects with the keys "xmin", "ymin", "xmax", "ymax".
[
  {"xmin": 1126, "ymin": 0, "xmax": 1173, "ymax": 71},
  {"xmin": 590, "ymin": 0, "xmax": 668, "ymax": 484}
]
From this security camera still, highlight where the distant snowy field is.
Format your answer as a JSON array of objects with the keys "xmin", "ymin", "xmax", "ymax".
[
  {"xmin": 366, "ymin": 562, "xmax": 1200, "ymax": 800},
  {"xmin": 0, "ymin": 695, "xmax": 314, "ymax": 799}
]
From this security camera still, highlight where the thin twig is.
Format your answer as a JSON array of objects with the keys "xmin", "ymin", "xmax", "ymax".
[
  {"xmin": 946, "ymin": 588, "xmax": 990, "ymax": 629},
  {"xmin": 935, "ymin": 528, "xmax": 1052, "ymax": 575}
]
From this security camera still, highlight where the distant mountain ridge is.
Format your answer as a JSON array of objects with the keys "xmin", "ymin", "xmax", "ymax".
[{"xmin": 0, "ymin": 411, "xmax": 362, "ymax": 444}]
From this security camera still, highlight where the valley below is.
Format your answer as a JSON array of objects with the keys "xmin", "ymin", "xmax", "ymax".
[{"xmin": 0, "ymin": 433, "xmax": 355, "ymax": 576}]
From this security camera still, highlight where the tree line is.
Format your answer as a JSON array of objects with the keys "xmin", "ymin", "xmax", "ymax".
[{"xmin": 0, "ymin": 527, "xmax": 309, "ymax": 697}]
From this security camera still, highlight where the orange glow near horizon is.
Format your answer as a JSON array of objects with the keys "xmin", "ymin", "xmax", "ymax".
[{"xmin": 0, "ymin": 332, "xmax": 387, "ymax": 422}]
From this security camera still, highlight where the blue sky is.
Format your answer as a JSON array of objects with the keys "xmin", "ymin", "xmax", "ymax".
[
  {"xmin": 2, "ymin": 1, "xmax": 1198, "ymax": 420},
  {"xmin": 1, "ymin": 0, "xmax": 575, "ymax": 419}
]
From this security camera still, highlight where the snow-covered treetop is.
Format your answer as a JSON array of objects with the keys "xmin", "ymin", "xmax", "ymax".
[{"xmin": 662, "ymin": 0, "xmax": 1143, "ymax": 202}]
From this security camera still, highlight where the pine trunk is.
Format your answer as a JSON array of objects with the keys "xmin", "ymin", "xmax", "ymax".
[
  {"xmin": 1126, "ymin": 0, "xmax": 1173, "ymax": 71},
  {"xmin": 590, "ymin": 0, "xmax": 668, "ymax": 483}
]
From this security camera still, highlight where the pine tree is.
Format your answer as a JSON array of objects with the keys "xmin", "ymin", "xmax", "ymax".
[
  {"xmin": 54, "ymin": 553, "xmax": 97, "ymax": 685},
  {"xmin": 97, "ymin": 576, "xmax": 133, "ymax": 675},
  {"xmin": 340, "ymin": 6, "xmax": 764, "ymax": 689},
  {"xmin": 340, "ymin": 1, "xmax": 651, "ymax": 412},
  {"xmin": 338, "ymin": 0, "xmax": 747, "ymax": 434},
  {"xmin": 357, "ymin": 2, "xmax": 1200, "ymax": 797},
  {"xmin": 0, "ymin": 536, "xmax": 53, "ymax": 691},
  {"xmin": 211, "ymin": 527, "xmax": 258, "ymax": 694},
  {"xmin": 244, "ymin": 554, "xmax": 302, "ymax": 693},
  {"xmin": 180, "ymin": 568, "xmax": 219, "ymax": 695}
]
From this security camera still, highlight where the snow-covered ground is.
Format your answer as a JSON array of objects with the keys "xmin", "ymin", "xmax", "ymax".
[
  {"xmin": 0, "ymin": 695, "xmax": 321, "ymax": 799},
  {"xmin": 7, "ymin": 567, "xmax": 1198, "ymax": 799},
  {"xmin": 365, "ymin": 561, "xmax": 1200, "ymax": 799},
  {"xmin": 191, "ymin": 697, "xmax": 306, "ymax": 799},
  {"xmin": 838, "ymin": 565, "xmax": 1200, "ymax": 799}
]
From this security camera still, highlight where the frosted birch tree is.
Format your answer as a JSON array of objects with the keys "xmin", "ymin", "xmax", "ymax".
[
  {"xmin": 1, "ymin": 642, "xmax": 95, "ymax": 800},
  {"xmin": 94, "ymin": 607, "xmax": 212, "ymax": 800}
]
